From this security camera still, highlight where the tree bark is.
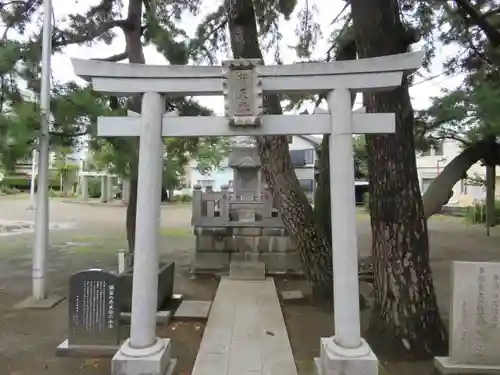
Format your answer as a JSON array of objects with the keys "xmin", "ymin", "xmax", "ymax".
[
  {"xmin": 486, "ymin": 164, "xmax": 496, "ymax": 235},
  {"xmin": 351, "ymin": 0, "xmax": 448, "ymax": 359},
  {"xmin": 423, "ymin": 141, "xmax": 500, "ymax": 219},
  {"xmin": 226, "ymin": 0, "xmax": 333, "ymax": 301},
  {"xmin": 123, "ymin": 0, "xmax": 145, "ymax": 254}
]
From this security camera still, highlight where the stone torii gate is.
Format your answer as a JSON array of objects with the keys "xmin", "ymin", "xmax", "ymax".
[{"xmin": 71, "ymin": 51, "xmax": 423, "ymax": 375}]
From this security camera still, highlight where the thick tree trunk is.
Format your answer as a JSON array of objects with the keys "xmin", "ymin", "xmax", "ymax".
[
  {"xmin": 486, "ymin": 165, "xmax": 496, "ymax": 233},
  {"xmin": 423, "ymin": 142, "xmax": 489, "ymax": 218},
  {"xmin": 423, "ymin": 141, "xmax": 500, "ymax": 219},
  {"xmin": 227, "ymin": 0, "xmax": 333, "ymax": 301},
  {"xmin": 314, "ymin": 136, "xmax": 331, "ymax": 237},
  {"xmin": 351, "ymin": 0, "xmax": 448, "ymax": 359},
  {"xmin": 123, "ymin": 0, "xmax": 145, "ymax": 253}
]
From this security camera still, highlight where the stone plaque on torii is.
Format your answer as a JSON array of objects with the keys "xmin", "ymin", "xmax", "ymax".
[
  {"xmin": 222, "ymin": 59, "xmax": 263, "ymax": 127},
  {"xmin": 71, "ymin": 51, "xmax": 424, "ymax": 375}
]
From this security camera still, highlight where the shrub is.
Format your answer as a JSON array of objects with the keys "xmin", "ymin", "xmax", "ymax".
[
  {"xmin": 179, "ymin": 194, "xmax": 192, "ymax": 203},
  {"xmin": 87, "ymin": 177, "xmax": 102, "ymax": 198},
  {"xmin": 2, "ymin": 174, "xmax": 61, "ymax": 191},
  {"xmin": 465, "ymin": 200, "xmax": 500, "ymax": 225}
]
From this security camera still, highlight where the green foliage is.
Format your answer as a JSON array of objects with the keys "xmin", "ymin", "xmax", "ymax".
[
  {"xmin": 465, "ymin": 200, "xmax": 500, "ymax": 225},
  {"xmin": 1, "ymin": 173, "xmax": 60, "ymax": 191},
  {"xmin": 87, "ymin": 177, "xmax": 102, "ymax": 198},
  {"xmin": 419, "ymin": 75, "xmax": 500, "ymax": 142},
  {"xmin": 172, "ymin": 194, "xmax": 192, "ymax": 203},
  {"xmin": 466, "ymin": 173, "xmax": 486, "ymax": 186},
  {"xmin": 293, "ymin": 1, "xmax": 322, "ymax": 58},
  {"xmin": 353, "ymin": 135, "xmax": 368, "ymax": 177},
  {"xmin": 195, "ymin": 137, "xmax": 230, "ymax": 175}
]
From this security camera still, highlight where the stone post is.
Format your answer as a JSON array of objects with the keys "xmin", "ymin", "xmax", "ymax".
[
  {"xmin": 122, "ymin": 178, "xmax": 130, "ymax": 204},
  {"xmin": 316, "ymin": 88, "xmax": 377, "ymax": 375},
  {"xmin": 81, "ymin": 175, "xmax": 89, "ymax": 201},
  {"xmin": 205, "ymin": 185, "xmax": 215, "ymax": 217},
  {"xmin": 112, "ymin": 92, "xmax": 173, "ymax": 375},
  {"xmin": 100, "ymin": 175, "xmax": 107, "ymax": 203},
  {"xmin": 220, "ymin": 184, "xmax": 230, "ymax": 218},
  {"xmin": 107, "ymin": 175, "xmax": 114, "ymax": 201},
  {"xmin": 192, "ymin": 185, "xmax": 202, "ymax": 225}
]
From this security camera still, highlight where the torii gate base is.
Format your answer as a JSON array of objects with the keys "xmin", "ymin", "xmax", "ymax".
[{"xmin": 71, "ymin": 50, "xmax": 423, "ymax": 375}]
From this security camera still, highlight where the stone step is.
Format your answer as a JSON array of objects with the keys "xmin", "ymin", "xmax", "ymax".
[
  {"xmin": 191, "ymin": 277, "xmax": 298, "ymax": 375},
  {"xmin": 229, "ymin": 261, "xmax": 266, "ymax": 280}
]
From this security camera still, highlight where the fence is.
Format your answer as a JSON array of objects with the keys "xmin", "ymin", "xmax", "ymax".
[{"xmin": 191, "ymin": 185, "xmax": 284, "ymax": 228}]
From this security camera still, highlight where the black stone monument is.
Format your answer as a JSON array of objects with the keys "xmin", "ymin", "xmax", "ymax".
[{"xmin": 56, "ymin": 269, "xmax": 122, "ymax": 358}]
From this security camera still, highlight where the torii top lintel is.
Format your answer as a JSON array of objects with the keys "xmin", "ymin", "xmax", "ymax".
[{"xmin": 71, "ymin": 51, "xmax": 424, "ymax": 97}]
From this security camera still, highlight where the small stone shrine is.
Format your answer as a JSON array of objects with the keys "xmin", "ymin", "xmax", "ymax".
[
  {"xmin": 56, "ymin": 269, "xmax": 121, "ymax": 357},
  {"xmin": 191, "ymin": 145, "xmax": 300, "ymax": 275},
  {"xmin": 435, "ymin": 261, "xmax": 500, "ymax": 374}
]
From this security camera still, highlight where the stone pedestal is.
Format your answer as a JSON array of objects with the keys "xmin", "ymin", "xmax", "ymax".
[
  {"xmin": 192, "ymin": 227, "xmax": 301, "ymax": 275},
  {"xmin": 112, "ymin": 338, "xmax": 176, "ymax": 375},
  {"xmin": 315, "ymin": 337, "xmax": 378, "ymax": 375}
]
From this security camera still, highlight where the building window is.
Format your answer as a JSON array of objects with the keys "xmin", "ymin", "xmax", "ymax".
[
  {"xmin": 290, "ymin": 150, "xmax": 305, "ymax": 167},
  {"xmin": 434, "ymin": 142, "xmax": 444, "ymax": 156},
  {"xmin": 197, "ymin": 179, "xmax": 215, "ymax": 188},
  {"xmin": 299, "ymin": 179, "xmax": 314, "ymax": 193},
  {"xmin": 460, "ymin": 179, "xmax": 468, "ymax": 194},
  {"xmin": 421, "ymin": 149, "xmax": 431, "ymax": 157},
  {"xmin": 305, "ymin": 149, "xmax": 314, "ymax": 165},
  {"xmin": 290, "ymin": 149, "xmax": 314, "ymax": 167}
]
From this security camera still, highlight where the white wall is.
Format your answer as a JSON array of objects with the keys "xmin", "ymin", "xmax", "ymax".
[
  {"xmin": 184, "ymin": 135, "xmax": 319, "ymax": 195},
  {"xmin": 416, "ymin": 139, "xmax": 500, "ymax": 205}
]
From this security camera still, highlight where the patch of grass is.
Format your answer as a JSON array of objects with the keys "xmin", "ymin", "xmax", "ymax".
[
  {"xmin": 160, "ymin": 227, "xmax": 192, "ymax": 237},
  {"xmin": 63, "ymin": 235, "xmax": 127, "ymax": 253},
  {"xmin": 67, "ymin": 235, "xmax": 101, "ymax": 242}
]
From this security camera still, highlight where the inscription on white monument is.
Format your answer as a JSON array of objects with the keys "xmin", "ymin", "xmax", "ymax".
[
  {"xmin": 222, "ymin": 59, "xmax": 263, "ymax": 127},
  {"xmin": 231, "ymin": 70, "xmax": 254, "ymax": 116},
  {"xmin": 449, "ymin": 261, "xmax": 500, "ymax": 365}
]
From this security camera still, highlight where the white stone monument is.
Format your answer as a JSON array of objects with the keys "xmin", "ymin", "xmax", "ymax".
[
  {"xmin": 71, "ymin": 50, "xmax": 423, "ymax": 375},
  {"xmin": 435, "ymin": 261, "xmax": 500, "ymax": 374}
]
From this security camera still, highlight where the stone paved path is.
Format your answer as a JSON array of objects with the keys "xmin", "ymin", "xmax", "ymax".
[{"xmin": 192, "ymin": 277, "xmax": 298, "ymax": 375}]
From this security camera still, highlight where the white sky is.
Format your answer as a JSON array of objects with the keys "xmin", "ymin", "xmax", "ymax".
[{"xmin": 31, "ymin": 0, "xmax": 464, "ymax": 115}]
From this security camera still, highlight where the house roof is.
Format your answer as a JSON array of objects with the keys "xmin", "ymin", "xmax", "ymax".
[{"xmin": 297, "ymin": 135, "xmax": 321, "ymax": 147}]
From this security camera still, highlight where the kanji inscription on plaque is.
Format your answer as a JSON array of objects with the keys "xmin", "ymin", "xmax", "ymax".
[
  {"xmin": 68, "ymin": 269, "xmax": 120, "ymax": 346},
  {"xmin": 222, "ymin": 59, "xmax": 263, "ymax": 127}
]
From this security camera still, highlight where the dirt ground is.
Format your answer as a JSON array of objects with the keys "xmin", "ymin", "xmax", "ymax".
[{"xmin": 1, "ymin": 196, "xmax": 500, "ymax": 375}]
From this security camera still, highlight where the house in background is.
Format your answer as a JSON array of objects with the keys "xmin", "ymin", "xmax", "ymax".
[
  {"xmin": 183, "ymin": 135, "xmax": 320, "ymax": 199},
  {"xmin": 416, "ymin": 139, "xmax": 500, "ymax": 205}
]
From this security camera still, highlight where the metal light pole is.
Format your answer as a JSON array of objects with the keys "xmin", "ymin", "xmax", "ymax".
[
  {"xmin": 32, "ymin": 0, "xmax": 53, "ymax": 300},
  {"xmin": 14, "ymin": 0, "xmax": 64, "ymax": 310},
  {"xmin": 28, "ymin": 148, "xmax": 37, "ymax": 210}
]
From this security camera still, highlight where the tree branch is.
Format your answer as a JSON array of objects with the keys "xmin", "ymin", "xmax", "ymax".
[
  {"xmin": 453, "ymin": 0, "xmax": 500, "ymax": 47},
  {"xmin": 481, "ymin": 8, "xmax": 500, "ymax": 20},
  {"xmin": 92, "ymin": 51, "xmax": 129, "ymax": 62},
  {"xmin": 52, "ymin": 19, "xmax": 130, "ymax": 49}
]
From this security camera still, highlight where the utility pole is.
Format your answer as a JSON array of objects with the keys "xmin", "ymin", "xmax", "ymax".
[{"xmin": 14, "ymin": 0, "xmax": 64, "ymax": 309}]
